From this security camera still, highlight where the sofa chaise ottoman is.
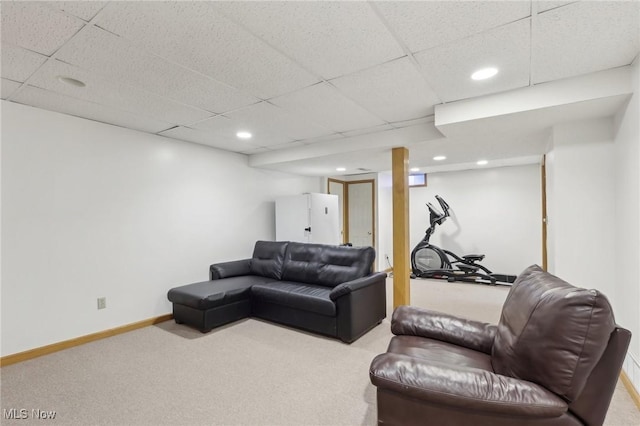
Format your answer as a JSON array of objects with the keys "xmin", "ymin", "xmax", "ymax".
[{"xmin": 167, "ymin": 240, "xmax": 387, "ymax": 343}]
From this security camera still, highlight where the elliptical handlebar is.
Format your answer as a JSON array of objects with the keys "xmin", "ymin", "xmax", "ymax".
[
  {"xmin": 426, "ymin": 202, "xmax": 441, "ymax": 217},
  {"xmin": 435, "ymin": 195, "xmax": 450, "ymax": 218},
  {"xmin": 422, "ymin": 195, "xmax": 451, "ymax": 241},
  {"xmin": 426, "ymin": 202, "xmax": 444, "ymax": 224}
]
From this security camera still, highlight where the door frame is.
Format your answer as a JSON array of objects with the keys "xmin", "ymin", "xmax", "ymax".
[
  {"xmin": 541, "ymin": 155, "xmax": 548, "ymax": 270},
  {"xmin": 327, "ymin": 178, "xmax": 347, "ymax": 244},
  {"xmin": 327, "ymin": 178, "xmax": 376, "ymax": 249}
]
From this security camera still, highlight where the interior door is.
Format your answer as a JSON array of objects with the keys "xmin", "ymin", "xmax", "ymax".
[{"xmin": 347, "ymin": 180, "xmax": 374, "ymax": 247}]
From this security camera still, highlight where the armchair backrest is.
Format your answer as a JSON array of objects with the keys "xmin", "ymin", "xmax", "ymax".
[
  {"xmin": 568, "ymin": 326, "xmax": 631, "ymax": 425},
  {"xmin": 491, "ymin": 265, "xmax": 618, "ymax": 402}
]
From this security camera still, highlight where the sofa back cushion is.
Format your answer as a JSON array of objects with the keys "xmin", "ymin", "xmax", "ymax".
[
  {"xmin": 249, "ymin": 241, "xmax": 288, "ymax": 280},
  {"xmin": 491, "ymin": 265, "xmax": 615, "ymax": 401},
  {"xmin": 282, "ymin": 243, "xmax": 375, "ymax": 287}
]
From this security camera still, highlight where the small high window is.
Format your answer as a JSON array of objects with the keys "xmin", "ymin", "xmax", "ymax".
[{"xmin": 409, "ymin": 173, "xmax": 427, "ymax": 187}]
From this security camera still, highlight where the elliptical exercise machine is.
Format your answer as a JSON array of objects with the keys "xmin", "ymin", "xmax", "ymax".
[{"xmin": 410, "ymin": 195, "xmax": 516, "ymax": 285}]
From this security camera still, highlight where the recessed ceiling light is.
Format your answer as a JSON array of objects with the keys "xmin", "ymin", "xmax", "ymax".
[
  {"xmin": 433, "ymin": 156, "xmax": 446, "ymax": 161},
  {"xmin": 471, "ymin": 67, "xmax": 498, "ymax": 81},
  {"xmin": 236, "ymin": 131, "xmax": 252, "ymax": 139},
  {"xmin": 477, "ymin": 160, "xmax": 488, "ymax": 166},
  {"xmin": 57, "ymin": 76, "xmax": 86, "ymax": 87},
  {"xmin": 336, "ymin": 167, "xmax": 346, "ymax": 172},
  {"xmin": 410, "ymin": 167, "xmax": 420, "ymax": 172}
]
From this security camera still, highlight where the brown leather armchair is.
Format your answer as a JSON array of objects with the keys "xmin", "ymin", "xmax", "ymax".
[{"xmin": 369, "ymin": 265, "xmax": 631, "ymax": 426}]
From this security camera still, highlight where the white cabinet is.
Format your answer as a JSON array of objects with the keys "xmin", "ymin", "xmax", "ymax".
[{"xmin": 275, "ymin": 193, "xmax": 340, "ymax": 245}]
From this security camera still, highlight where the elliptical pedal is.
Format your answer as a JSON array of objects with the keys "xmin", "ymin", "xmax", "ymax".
[{"xmin": 456, "ymin": 263, "xmax": 479, "ymax": 273}]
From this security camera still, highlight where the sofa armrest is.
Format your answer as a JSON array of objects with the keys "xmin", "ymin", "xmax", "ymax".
[
  {"xmin": 209, "ymin": 259, "xmax": 251, "ymax": 280},
  {"xmin": 329, "ymin": 272, "xmax": 387, "ymax": 301},
  {"xmin": 370, "ymin": 353, "xmax": 567, "ymax": 418},
  {"xmin": 391, "ymin": 305, "xmax": 496, "ymax": 354}
]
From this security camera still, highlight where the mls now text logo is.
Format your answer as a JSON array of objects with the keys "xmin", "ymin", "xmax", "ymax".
[{"xmin": 3, "ymin": 408, "xmax": 57, "ymax": 420}]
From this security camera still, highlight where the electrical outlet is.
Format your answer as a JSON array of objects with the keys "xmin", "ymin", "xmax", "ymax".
[{"xmin": 97, "ymin": 297, "xmax": 106, "ymax": 310}]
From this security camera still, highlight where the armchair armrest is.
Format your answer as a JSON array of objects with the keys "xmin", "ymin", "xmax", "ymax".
[
  {"xmin": 209, "ymin": 259, "xmax": 251, "ymax": 280},
  {"xmin": 391, "ymin": 305, "xmax": 496, "ymax": 354},
  {"xmin": 370, "ymin": 353, "xmax": 567, "ymax": 418},
  {"xmin": 329, "ymin": 272, "xmax": 387, "ymax": 301}
]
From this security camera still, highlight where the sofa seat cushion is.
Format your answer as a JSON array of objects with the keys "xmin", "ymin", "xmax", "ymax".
[
  {"xmin": 251, "ymin": 281, "xmax": 336, "ymax": 316},
  {"xmin": 388, "ymin": 335, "xmax": 494, "ymax": 372},
  {"xmin": 167, "ymin": 276, "xmax": 277, "ymax": 310}
]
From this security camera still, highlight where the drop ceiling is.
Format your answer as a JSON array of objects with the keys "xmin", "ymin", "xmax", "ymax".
[{"xmin": 1, "ymin": 1, "xmax": 639, "ymax": 176}]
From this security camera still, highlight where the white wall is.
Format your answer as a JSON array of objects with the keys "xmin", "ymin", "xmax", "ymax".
[
  {"xmin": 1, "ymin": 101, "xmax": 321, "ymax": 356},
  {"xmin": 409, "ymin": 165, "xmax": 542, "ymax": 277},
  {"xmin": 612, "ymin": 58, "xmax": 640, "ymax": 393},
  {"xmin": 376, "ymin": 172, "xmax": 393, "ymax": 272},
  {"xmin": 546, "ymin": 118, "xmax": 616, "ymax": 297},
  {"xmin": 546, "ymin": 100, "xmax": 640, "ymax": 394}
]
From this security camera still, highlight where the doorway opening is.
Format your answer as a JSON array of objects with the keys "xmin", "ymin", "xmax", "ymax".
[{"xmin": 328, "ymin": 178, "xmax": 375, "ymax": 249}]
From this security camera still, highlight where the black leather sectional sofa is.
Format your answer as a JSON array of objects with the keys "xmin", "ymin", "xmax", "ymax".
[{"xmin": 167, "ymin": 241, "xmax": 387, "ymax": 343}]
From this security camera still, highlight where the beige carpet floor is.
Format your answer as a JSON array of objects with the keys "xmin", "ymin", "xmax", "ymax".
[{"xmin": 1, "ymin": 278, "xmax": 638, "ymax": 425}]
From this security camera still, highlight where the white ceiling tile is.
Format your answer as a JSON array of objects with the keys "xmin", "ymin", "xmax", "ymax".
[
  {"xmin": 190, "ymin": 114, "xmax": 294, "ymax": 147},
  {"xmin": 270, "ymin": 83, "xmax": 386, "ymax": 133},
  {"xmin": 55, "ymin": 26, "xmax": 259, "ymax": 114},
  {"xmin": 225, "ymin": 102, "xmax": 334, "ymax": 141},
  {"xmin": 49, "ymin": 1, "xmax": 107, "ymax": 21},
  {"xmin": 1, "ymin": 78, "xmax": 23, "ymax": 99},
  {"xmin": 1, "ymin": 44, "xmax": 47, "ymax": 82},
  {"xmin": 94, "ymin": 1, "xmax": 319, "ymax": 99},
  {"xmin": 415, "ymin": 19, "xmax": 531, "ymax": 103},
  {"xmin": 374, "ymin": 0, "xmax": 531, "ymax": 53},
  {"xmin": 160, "ymin": 125, "xmax": 261, "ymax": 152},
  {"xmin": 213, "ymin": 1, "xmax": 404, "ymax": 79},
  {"xmin": 532, "ymin": 1, "xmax": 640, "ymax": 84},
  {"xmin": 331, "ymin": 57, "xmax": 440, "ymax": 123},
  {"xmin": 12, "ymin": 86, "xmax": 172, "ymax": 133},
  {"xmin": 27, "ymin": 60, "xmax": 214, "ymax": 126},
  {"xmin": 0, "ymin": 2, "xmax": 84, "ymax": 56}
]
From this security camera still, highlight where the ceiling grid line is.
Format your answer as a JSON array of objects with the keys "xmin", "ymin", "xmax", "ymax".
[
  {"xmin": 204, "ymin": 1, "xmax": 396, "ymax": 129},
  {"xmin": 73, "ymin": 26, "xmax": 259, "ymax": 118},
  {"xmin": 203, "ymin": 2, "xmax": 327, "ymax": 90},
  {"xmin": 4, "ymin": 8, "xmax": 100, "ymax": 103},
  {"xmin": 260, "ymin": 98, "xmax": 338, "ymax": 137},
  {"xmin": 367, "ymin": 1, "xmax": 444, "ymax": 106},
  {"xmin": 529, "ymin": 0, "xmax": 538, "ymax": 87}
]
